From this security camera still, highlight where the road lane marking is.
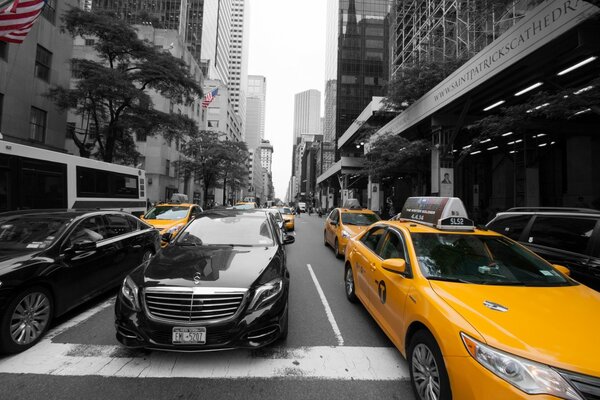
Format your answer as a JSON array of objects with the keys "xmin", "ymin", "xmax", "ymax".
[
  {"xmin": 306, "ymin": 263, "xmax": 344, "ymax": 346},
  {"xmin": 0, "ymin": 341, "xmax": 409, "ymax": 380}
]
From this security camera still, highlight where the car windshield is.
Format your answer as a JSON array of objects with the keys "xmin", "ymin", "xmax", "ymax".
[
  {"xmin": 411, "ymin": 233, "xmax": 571, "ymax": 286},
  {"xmin": 279, "ymin": 207, "xmax": 293, "ymax": 215},
  {"xmin": 341, "ymin": 212, "xmax": 380, "ymax": 226},
  {"xmin": 144, "ymin": 206, "xmax": 189, "ymax": 220},
  {"xmin": 0, "ymin": 216, "xmax": 71, "ymax": 250},
  {"xmin": 176, "ymin": 213, "xmax": 274, "ymax": 246},
  {"xmin": 233, "ymin": 203, "xmax": 255, "ymax": 210}
]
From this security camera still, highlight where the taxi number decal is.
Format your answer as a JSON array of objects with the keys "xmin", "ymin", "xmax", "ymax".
[
  {"xmin": 410, "ymin": 213, "xmax": 425, "ymax": 221},
  {"xmin": 449, "ymin": 217, "xmax": 464, "ymax": 225}
]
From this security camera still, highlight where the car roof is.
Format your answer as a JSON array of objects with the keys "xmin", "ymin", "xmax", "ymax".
[
  {"xmin": 373, "ymin": 219, "xmax": 501, "ymax": 236},
  {"xmin": 337, "ymin": 208, "xmax": 377, "ymax": 214},
  {"xmin": 495, "ymin": 207, "xmax": 600, "ymax": 218},
  {"xmin": 153, "ymin": 203, "xmax": 197, "ymax": 208},
  {"xmin": 200, "ymin": 209, "xmax": 268, "ymax": 217}
]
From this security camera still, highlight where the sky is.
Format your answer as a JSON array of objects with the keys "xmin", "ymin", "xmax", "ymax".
[{"xmin": 247, "ymin": 0, "xmax": 327, "ymax": 201}]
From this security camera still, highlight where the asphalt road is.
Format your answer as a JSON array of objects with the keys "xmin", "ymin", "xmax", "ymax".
[{"xmin": 0, "ymin": 214, "xmax": 415, "ymax": 400}]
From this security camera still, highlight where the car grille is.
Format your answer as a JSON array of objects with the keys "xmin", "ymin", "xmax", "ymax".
[
  {"xmin": 144, "ymin": 288, "xmax": 246, "ymax": 323},
  {"xmin": 558, "ymin": 369, "xmax": 600, "ymax": 400}
]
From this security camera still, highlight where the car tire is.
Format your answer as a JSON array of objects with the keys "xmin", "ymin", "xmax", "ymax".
[
  {"xmin": 344, "ymin": 265, "xmax": 358, "ymax": 303},
  {"xmin": 0, "ymin": 286, "xmax": 54, "ymax": 354},
  {"xmin": 335, "ymin": 238, "xmax": 343, "ymax": 259},
  {"xmin": 408, "ymin": 330, "xmax": 452, "ymax": 400}
]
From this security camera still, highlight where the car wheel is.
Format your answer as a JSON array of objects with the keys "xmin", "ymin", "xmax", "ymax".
[
  {"xmin": 334, "ymin": 238, "xmax": 343, "ymax": 259},
  {"xmin": 408, "ymin": 330, "xmax": 452, "ymax": 400},
  {"xmin": 344, "ymin": 265, "xmax": 357, "ymax": 303},
  {"xmin": 0, "ymin": 287, "xmax": 53, "ymax": 354}
]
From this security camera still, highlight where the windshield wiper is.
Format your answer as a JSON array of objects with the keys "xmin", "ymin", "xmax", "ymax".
[{"xmin": 427, "ymin": 276, "xmax": 473, "ymax": 284}]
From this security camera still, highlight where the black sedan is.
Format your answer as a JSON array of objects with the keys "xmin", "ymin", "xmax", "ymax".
[
  {"xmin": 0, "ymin": 210, "xmax": 160, "ymax": 354},
  {"xmin": 115, "ymin": 209, "xmax": 294, "ymax": 351}
]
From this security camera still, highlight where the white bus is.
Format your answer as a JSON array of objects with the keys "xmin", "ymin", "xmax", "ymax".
[{"xmin": 0, "ymin": 140, "xmax": 147, "ymax": 213}]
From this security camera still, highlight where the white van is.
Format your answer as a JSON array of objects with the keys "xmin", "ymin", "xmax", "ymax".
[{"xmin": 298, "ymin": 202, "xmax": 306, "ymax": 212}]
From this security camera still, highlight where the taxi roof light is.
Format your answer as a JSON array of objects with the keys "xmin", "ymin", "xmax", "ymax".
[{"xmin": 399, "ymin": 197, "xmax": 475, "ymax": 231}]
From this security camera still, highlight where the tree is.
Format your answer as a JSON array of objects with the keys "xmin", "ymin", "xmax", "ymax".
[
  {"xmin": 48, "ymin": 8, "xmax": 203, "ymax": 163},
  {"xmin": 362, "ymin": 134, "xmax": 430, "ymax": 180},
  {"xmin": 177, "ymin": 131, "xmax": 249, "ymax": 207},
  {"xmin": 461, "ymin": 77, "xmax": 600, "ymax": 157},
  {"xmin": 385, "ymin": 57, "xmax": 469, "ymax": 111}
]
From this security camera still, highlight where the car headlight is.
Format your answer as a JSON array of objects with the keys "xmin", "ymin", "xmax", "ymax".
[
  {"xmin": 341, "ymin": 229, "xmax": 351, "ymax": 238},
  {"xmin": 461, "ymin": 333, "xmax": 582, "ymax": 400},
  {"xmin": 121, "ymin": 276, "xmax": 141, "ymax": 311},
  {"xmin": 248, "ymin": 278, "xmax": 283, "ymax": 311}
]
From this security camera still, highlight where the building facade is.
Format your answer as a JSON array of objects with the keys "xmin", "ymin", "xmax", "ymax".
[
  {"xmin": 246, "ymin": 75, "xmax": 266, "ymax": 147},
  {"xmin": 0, "ymin": 0, "xmax": 78, "ymax": 151},
  {"xmin": 228, "ymin": 0, "xmax": 249, "ymax": 135},
  {"xmin": 293, "ymin": 89, "xmax": 321, "ymax": 145}
]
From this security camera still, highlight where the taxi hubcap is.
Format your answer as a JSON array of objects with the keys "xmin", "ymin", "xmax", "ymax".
[
  {"xmin": 412, "ymin": 344, "xmax": 441, "ymax": 400},
  {"xmin": 10, "ymin": 293, "xmax": 50, "ymax": 345},
  {"xmin": 345, "ymin": 269, "xmax": 354, "ymax": 295}
]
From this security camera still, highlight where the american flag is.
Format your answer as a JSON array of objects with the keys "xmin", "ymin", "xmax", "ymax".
[
  {"xmin": 0, "ymin": 0, "xmax": 47, "ymax": 44},
  {"xmin": 201, "ymin": 87, "xmax": 218, "ymax": 108}
]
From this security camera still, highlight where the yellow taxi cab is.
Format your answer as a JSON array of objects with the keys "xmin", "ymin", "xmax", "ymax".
[
  {"xmin": 324, "ymin": 202, "xmax": 380, "ymax": 258},
  {"xmin": 141, "ymin": 203, "xmax": 203, "ymax": 242},
  {"xmin": 233, "ymin": 201, "xmax": 258, "ymax": 209},
  {"xmin": 277, "ymin": 206, "xmax": 295, "ymax": 231},
  {"xmin": 343, "ymin": 197, "xmax": 600, "ymax": 400}
]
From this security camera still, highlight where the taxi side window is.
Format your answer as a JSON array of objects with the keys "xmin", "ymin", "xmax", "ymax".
[
  {"xmin": 361, "ymin": 227, "xmax": 386, "ymax": 252},
  {"xmin": 329, "ymin": 210, "xmax": 339, "ymax": 223},
  {"xmin": 379, "ymin": 231, "xmax": 407, "ymax": 261}
]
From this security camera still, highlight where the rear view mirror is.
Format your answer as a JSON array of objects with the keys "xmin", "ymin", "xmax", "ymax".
[
  {"xmin": 382, "ymin": 258, "xmax": 406, "ymax": 275},
  {"xmin": 283, "ymin": 235, "xmax": 295, "ymax": 245},
  {"xmin": 553, "ymin": 264, "xmax": 570, "ymax": 276},
  {"xmin": 161, "ymin": 232, "xmax": 173, "ymax": 242}
]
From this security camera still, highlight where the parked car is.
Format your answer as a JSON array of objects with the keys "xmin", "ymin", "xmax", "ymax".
[
  {"xmin": 487, "ymin": 207, "xmax": 600, "ymax": 292},
  {"xmin": 277, "ymin": 207, "xmax": 295, "ymax": 231},
  {"xmin": 141, "ymin": 203, "xmax": 203, "ymax": 242},
  {"xmin": 0, "ymin": 210, "xmax": 160, "ymax": 354},
  {"xmin": 115, "ymin": 209, "xmax": 295, "ymax": 351}
]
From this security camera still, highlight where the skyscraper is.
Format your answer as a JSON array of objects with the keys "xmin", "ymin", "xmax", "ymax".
[
  {"xmin": 293, "ymin": 89, "xmax": 321, "ymax": 144},
  {"xmin": 228, "ymin": 0, "xmax": 249, "ymax": 132},
  {"xmin": 245, "ymin": 75, "xmax": 266, "ymax": 150}
]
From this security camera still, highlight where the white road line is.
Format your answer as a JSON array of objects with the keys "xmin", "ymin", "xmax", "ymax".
[
  {"xmin": 306, "ymin": 263, "xmax": 344, "ymax": 346},
  {"xmin": 0, "ymin": 342, "xmax": 409, "ymax": 380}
]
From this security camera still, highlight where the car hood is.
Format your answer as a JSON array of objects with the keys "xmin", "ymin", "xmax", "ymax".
[
  {"xmin": 343, "ymin": 225, "xmax": 368, "ymax": 236},
  {"xmin": 0, "ymin": 250, "xmax": 43, "ymax": 275},
  {"xmin": 142, "ymin": 245, "xmax": 278, "ymax": 289},
  {"xmin": 430, "ymin": 281, "xmax": 600, "ymax": 377}
]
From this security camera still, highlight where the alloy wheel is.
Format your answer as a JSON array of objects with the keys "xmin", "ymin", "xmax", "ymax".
[
  {"xmin": 345, "ymin": 268, "xmax": 354, "ymax": 296},
  {"xmin": 10, "ymin": 292, "xmax": 51, "ymax": 345},
  {"xmin": 412, "ymin": 343, "xmax": 441, "ymax": 400}
]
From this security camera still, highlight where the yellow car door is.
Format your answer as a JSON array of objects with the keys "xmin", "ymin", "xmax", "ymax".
[
  {"xmin": 325, "ymin": 209, "xmax": 339, "ymax": 246},
  {"xmin": 353, "ymin": 226, "xmax": 387, "ymax": 309},
  {"xmin": 371, "ymin": 228, "xmax": 413, "ymax": 347}
]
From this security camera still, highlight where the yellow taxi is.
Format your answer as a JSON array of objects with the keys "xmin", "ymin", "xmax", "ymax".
[
  {"xmin": 277, "ymin": 206, "xmax": 295, "ymax": 231},
  {"xmin": 233, "ymin": 201, "xmax": 258, "ymax": 209},
  {"xmin": 324, "ymin": 204, "xmax": 380, "ymax": 258},
  {"xmin": 141, "ymin": 203, "xmax": 203, "ymax": 242},
  {"xmin": 344, "ymin": 197, "xmax": 600, "ymax": 400}
]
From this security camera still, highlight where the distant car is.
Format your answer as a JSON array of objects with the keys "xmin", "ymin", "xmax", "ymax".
[
  {"xmin": 115, "ymin": 209, "xmax": 295, "ymax": 351},
  {"xmin": 264, "ymin": 208, "xmax": 285, "ymax": 232},
  {"xmin": 324, "ymin": 207, "xmax": 381, "ymax": 258},
  {"xmin": 0, "ymin": 210, "xmax": 160, "ymax": 354},
  {"xmin": 487, "ymin": 207, "xmax": 600, "ymax": 292},
  {"xmin": 141, "ymin": 203, "xmax": 203, "ymax": 242},
  {"xmin": 278, "ymin": 207, "xmax": 295, "ymax": 231},
  {"xmin": 233, "ymin": 202, "xmax": 258, "ymax": 209}
]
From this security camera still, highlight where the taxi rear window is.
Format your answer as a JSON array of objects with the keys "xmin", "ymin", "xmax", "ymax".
[{"xmin": 341, "ymin": 212, "xmax": 380, "ymax": 226}]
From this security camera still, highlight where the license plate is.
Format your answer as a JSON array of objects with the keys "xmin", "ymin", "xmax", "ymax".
[{"xmin": 172, "ymin": 327, "xmax": 206, "ymax": 344}]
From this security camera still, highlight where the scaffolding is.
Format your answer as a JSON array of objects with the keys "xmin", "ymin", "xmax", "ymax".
[{"xmin": 390, "ymin": 0, "xmax": 544, "ymax": 76}]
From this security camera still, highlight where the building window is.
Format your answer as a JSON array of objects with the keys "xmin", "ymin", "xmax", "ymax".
[
  {"xmin": 35, "ymin": 45, "xmax": 52, "ymax": 82},
  {"xmin": 41, "ymin": 0, "xmax": 56, "ymax": 24},
  {"xmin": 208, "ymin": 120, "xmax": 218, "ymax": 128},
  {"xmin": 0, "ymin": 41, "xmax": 7, "ymax": 61},
  {"xmin": 136, "ymin": 131, "xmax": 147, "ymax": 142},
  {"xmin": 85, "ymin": 39, "xmax": 96, "ymax": 46},
  {"xmin": 29, "ymin": 107, "xmax": 47, "ymax": 142}
]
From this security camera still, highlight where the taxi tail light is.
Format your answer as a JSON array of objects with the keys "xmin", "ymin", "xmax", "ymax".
[{"xmin": 460, "ymin": 333, "xmax": 583, "ymax": 400}]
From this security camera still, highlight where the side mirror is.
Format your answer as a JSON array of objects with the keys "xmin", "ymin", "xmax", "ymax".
[
  {"xmin": 161, "ymin": 232, "xmax": 173, "ymax": 242},
  {"xmin": 553, "ymin": 264, "xmax": 570, "ymax": 276},
  {"xmin": 382, "ymin": 258, "xmax": 406, "ymax": 275},
  {"xmin": 283, "ymin": 235, "xmax": 295, "ymax": 245},
  {"xmin": 72, "ymin": 241, "xmax": 97, "ymax": 252}
]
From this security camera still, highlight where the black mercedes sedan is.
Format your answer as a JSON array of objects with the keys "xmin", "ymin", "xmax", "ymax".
[
  {"xmin": 115, "ymin": 209, "xmax": 294, "ymax": 351},
  {"xmin": 0, "ymin": 210, "xmax": 160, "ymax": 354}
]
